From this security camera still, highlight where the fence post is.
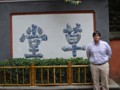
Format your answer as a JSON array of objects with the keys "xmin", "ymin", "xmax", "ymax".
[
  {"xmin": 30, "ymin": 63, "xmax": 35, "ymax": 86},
  {"xmin": 67, "ymin": 61, "xmax": 72, "ymax": 85}
]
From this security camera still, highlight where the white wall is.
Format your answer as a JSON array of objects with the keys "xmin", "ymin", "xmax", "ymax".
[{"xmin": 12, "ymin": 13, "xmax": 94, "ymax": 59}]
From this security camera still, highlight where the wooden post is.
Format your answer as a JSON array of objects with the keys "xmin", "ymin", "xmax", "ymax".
[
  {"xmin": 30, "ymin": 63, "xmax": 35, "ymax": 86},
  {"xmin": 67, "ymin": 61, "xmax": 72, "ymax": 85}
]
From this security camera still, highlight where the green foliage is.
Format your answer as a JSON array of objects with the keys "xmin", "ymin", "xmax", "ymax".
[{"xmin": 0, "ymin": 57, "xmax": 90, "ymax": 66}]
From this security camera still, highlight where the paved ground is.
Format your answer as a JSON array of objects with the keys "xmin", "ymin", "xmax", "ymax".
[{"xmin": 0, "ymin": 78, "xmax": 119, "ymax": 90}]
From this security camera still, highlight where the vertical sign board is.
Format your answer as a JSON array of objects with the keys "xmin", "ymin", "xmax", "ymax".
[{"xmin": 11, "ymin": 11, "xmax": 95, "ymax": 59}]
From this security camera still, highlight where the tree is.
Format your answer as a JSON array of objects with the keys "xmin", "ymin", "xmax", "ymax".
[{"xmin": 109, "ymin": 0, "xmax": 120, "ymax": 31}]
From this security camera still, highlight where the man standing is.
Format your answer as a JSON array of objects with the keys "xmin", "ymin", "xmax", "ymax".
[{"xmin": 86, "ymin": 31, "xmax": 112, "ymax": 90}]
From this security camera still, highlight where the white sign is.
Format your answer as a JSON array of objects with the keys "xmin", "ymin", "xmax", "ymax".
[{"xmin": 11, "ymin": 11, "xmax": 95, "ymax": 59}]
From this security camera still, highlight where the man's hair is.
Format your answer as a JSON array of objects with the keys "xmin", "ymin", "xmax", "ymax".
[{"xmin": 93, "ymin": 31, "xmax": 101, "ymax": 37}]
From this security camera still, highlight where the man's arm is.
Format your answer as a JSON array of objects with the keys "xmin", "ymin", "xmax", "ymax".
[
  {"xmin": 106, "ymin": 43, "xmax": 112, "ymax": 58},
  {"xmin": 86, "ymin": 45, "xmax": 91, "ymax": 59}
]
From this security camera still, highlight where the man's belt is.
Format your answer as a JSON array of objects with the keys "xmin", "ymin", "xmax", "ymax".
[{"xmin": 92, "ymin": 61, "xmax": 108, "ymax": 65}]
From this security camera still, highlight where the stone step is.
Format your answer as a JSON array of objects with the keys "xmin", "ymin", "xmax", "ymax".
[
  {"xmin": 0, "ymin": 86, "xmax": 119, "ymax": 90},
  {"xmin": 0, "ymin": 78, "xmax": 119, "ymax": 90}
]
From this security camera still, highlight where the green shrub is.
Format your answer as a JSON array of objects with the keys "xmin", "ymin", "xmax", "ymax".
[{"xmin": 0, "ymin": 57, "xmax": 90, "ymax": 66}]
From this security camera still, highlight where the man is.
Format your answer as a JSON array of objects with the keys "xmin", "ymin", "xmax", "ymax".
[{"xmin": 86, "ymin": 31, "xmax": 112, "ymax": 90}]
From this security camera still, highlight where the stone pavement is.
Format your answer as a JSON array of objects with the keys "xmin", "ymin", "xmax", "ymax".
[{"xmin": 0, "ymin": 78, "xmax": 119, "ymax": 90}]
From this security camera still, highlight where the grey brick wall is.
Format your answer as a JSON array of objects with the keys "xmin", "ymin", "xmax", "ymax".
[{"xmin": 0, "ymin": 0, "xmax": 109, "ymax": 59}]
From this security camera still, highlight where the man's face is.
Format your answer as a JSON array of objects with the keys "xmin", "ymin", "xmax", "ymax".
[{"xmin": 93, "ymin": 34, "xmax": 100, "ymax": 42}]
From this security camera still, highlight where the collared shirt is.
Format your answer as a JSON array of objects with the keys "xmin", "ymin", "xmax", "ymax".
[{"xmin": 86, "ymin": 40, "xmax": 112, "ymax": 64}]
